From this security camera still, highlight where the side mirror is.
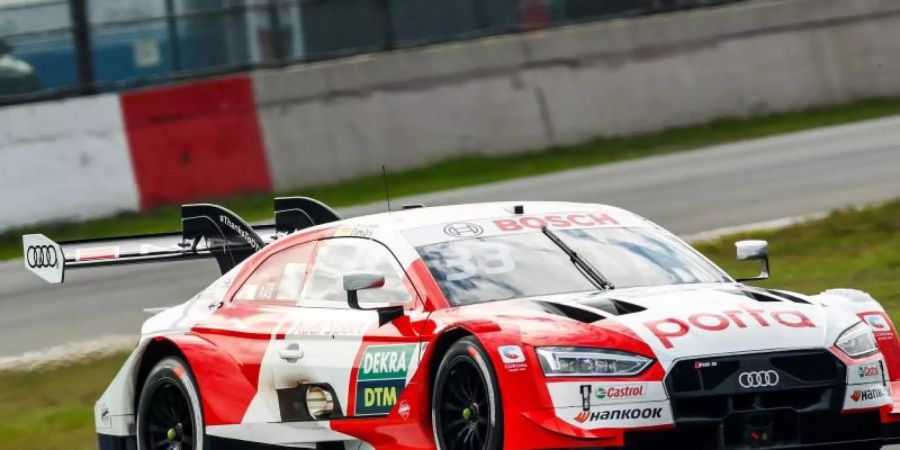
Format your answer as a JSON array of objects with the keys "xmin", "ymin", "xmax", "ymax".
[
  {"xmin": 343, "ymin": 272, "xmax": 404, "ymax": 326},
  {"xmin": 343, "ymin": 272, "xmax": 385, "ymax": 293},
  {"xmin": 734, "ymin": 240, "xmax": 769, "ymax": 282}
]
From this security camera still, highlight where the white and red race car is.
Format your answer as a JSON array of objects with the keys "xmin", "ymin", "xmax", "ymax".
[{"xmin": 23, "ymin": 199, "xmax": 900, "ymax": 450}]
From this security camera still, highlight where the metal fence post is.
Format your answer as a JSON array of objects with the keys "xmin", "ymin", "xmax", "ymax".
[
  {"xmin": 267, "ymin": 0, "xmax": 285, "ymax": 61},
  {"xmin": 165, "ymin": 0, "xmax": 182, "ymax": 72},
  {"xmin": 378, "ymin": 0, "xmax": 396, "ymax": 51},
  {"xmin": 68, "ymin": 0, "xmax": 96, "ymax": 94}
]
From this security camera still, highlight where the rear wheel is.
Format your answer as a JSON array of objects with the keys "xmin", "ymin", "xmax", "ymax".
[
  {"xmin": 136, "ymin": 357, "xmax": 204, "ymax": 450},
  {"xmin": 432, "ymin": 337, "xmax": 503, "ymax": 450}
]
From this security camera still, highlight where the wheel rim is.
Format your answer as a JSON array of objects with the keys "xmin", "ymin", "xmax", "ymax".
[
  {"xmin": 438, "ymin": 357, "xmax": 491, "ymax": 450},
  {"xmin": 142, "ymin": 378, "xmax": 195, "ymax": 450}
]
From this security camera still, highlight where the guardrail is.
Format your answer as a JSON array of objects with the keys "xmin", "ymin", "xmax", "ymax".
[{"xmin": 0, "ymin": 0, "xmax": 745, "ymax": 107}]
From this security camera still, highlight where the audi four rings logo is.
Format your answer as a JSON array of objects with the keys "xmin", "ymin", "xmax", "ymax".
[
  {"xmin": 738, "ymin": 370, "xmax": 780, "ymax": 388},
  {"xmin": 26, "ymin": 245, "xmax": 58, "ymax": 269}
]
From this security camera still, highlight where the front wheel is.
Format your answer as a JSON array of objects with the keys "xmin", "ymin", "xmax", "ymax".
[
  {"xmin": 432, "ymin": 337, "xmax": 503, "ymax": 450},
  {"xmin": 136, "ymin": 357, "xmax": 204, "ymax": 450}
]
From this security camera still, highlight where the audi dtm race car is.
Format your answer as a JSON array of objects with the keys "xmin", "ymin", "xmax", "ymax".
[{"xmin": 23, "ymin": 198, "xmax": 900, "ymax": 450}]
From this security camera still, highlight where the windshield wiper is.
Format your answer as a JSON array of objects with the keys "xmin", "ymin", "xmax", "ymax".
[{"xmin": 541, "ymin": 227, "xmax": 615, "ymax": 290}]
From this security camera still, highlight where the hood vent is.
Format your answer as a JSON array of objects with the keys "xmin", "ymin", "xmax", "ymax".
[
  {"xmin": 764, "ymin": 289, "xmax": 810, "ymax": 304},
  {"xmin": 727, "ymin": 287, "xmax": 810, "ymax": 304},
  {"xmin": 520, "ymin": 300, "xmax": 606, "ymax": 323},
  {"xmin": 729, "ymin": 288, "xmax": 782, "ymax": 302},
  {"xmin": 578, "ymin": 297, "xmax": 646, "ymax": 316}
]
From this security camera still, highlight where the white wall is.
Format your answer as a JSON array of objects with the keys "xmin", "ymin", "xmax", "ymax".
[
  {"xmin": 0, "ymin": 94, "xmax": 140, "ymax": 230},
  {"xmin": 3, "ymin": 0, "xmax": 900, "ymax": 231}
]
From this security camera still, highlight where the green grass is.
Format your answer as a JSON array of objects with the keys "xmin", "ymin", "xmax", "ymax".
[
  {"xmin": 3, "ymin": 200, "xmax": 899, "ymax": 450},
  {"xmin": 0, "ymin": 354, "xmax": 128, "ymax": 450},
  {"xmin": 3, "ymin": 98, "xmax": 900, "ymax": 261},
  {"xmin": 697, "ymin": 199, "xmax": 900, "ymax": 324}
]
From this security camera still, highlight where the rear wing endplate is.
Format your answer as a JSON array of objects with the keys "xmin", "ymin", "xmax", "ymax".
[{"xmin": 22, "ymin": 197, "xmax": 341, "ymax": 284}]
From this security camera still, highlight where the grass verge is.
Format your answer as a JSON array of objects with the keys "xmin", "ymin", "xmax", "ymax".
[
  {"xmin": 0, "ymin": 354, "xmax": 128, "ymax": 450},
  {"xmin": 3, "ymin": 98, "xmax": 900, "ymax": 261},
  {"xmin": 698, "ymin": 200, "xmax": 900, "ymax": 324},
  {"xmin": 2, "ymin": 199, "xmax": 899, "ymax": 450}
]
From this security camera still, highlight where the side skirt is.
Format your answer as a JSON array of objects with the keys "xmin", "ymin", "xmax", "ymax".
[
  {"xmin": 207, "ymin": 435, "xmax": 347, "ymax": 450},
  {"xmin": 97, "ymin": 434, "xmax": 136, "ymax": 450},
  {"xmin": 98, "ymin": 433, "xmax": 348, "ymax": 450}
]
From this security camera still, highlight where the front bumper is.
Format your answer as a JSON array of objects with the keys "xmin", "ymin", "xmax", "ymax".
[{"xmin": 512, "ymin": 349, "xmax": 900, "ymax": 449}]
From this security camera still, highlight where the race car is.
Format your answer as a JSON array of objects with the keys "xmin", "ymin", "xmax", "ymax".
[{"xmin": 22, "ymin": 198, "xmax": 900, "ymax": 450}]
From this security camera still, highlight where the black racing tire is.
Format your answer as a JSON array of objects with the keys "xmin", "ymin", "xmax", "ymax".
[
  {"xmin": 136, "ymin": 357, "xmax": 204, "ymax": 450},
  {"xmin": 432, "ymin": 336, "xmax": 503, "ymax": 450}
]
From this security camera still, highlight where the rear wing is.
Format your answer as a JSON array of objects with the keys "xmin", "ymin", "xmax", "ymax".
[{"xmin": 22, "ymin": 197, "xmax": 340, "ymax": 284}]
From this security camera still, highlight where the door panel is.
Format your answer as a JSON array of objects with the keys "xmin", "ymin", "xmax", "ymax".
[
  {"xmin": 194, "ymin": 241, "xmax": 319, "ymax": 426},
  {"xmin": 273, "ymin": 308, "xmax": 422, "ymax": 418},
  {"xmin": 192, "ymin": 302, "xmax": 296, "ymax": 425},
  {"xmin": 273, "ymin": 237, "xmax": 423, "ymax": 422}
]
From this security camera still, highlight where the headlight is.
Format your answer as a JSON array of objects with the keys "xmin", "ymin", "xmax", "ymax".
[
  {"xmin": 536, "ymin": 347, "xmax": 653, "ymax": 377},
  {"xmin": 836, "ymin": 322, "xmax": 878, "ymax": 358}
]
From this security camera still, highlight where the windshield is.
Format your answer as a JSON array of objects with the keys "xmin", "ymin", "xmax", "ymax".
[{"xmin": 415, "ymin": 226, "xmax": 729, "ymax": 306}]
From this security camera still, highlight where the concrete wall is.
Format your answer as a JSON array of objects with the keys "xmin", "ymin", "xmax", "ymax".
[
  {"xmin": 3, "ymin": 0, "xmax": 900, "ymax": 231},
  {"xmin": 0, "ymin": 75, "xmax": 272, "ymax": 232},
  {"xmin": 253, "ymin": 0, "xmax": 900, "ymax": 191},
  {"xmin": 0, "ymin": 95, "xmax": 140, "ymax": 229}
]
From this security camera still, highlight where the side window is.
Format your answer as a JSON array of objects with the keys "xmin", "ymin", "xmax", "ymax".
[
  {"xmin": 233, "ymin": 242, "xmax": 316, "ymax": 304},
  {"xmin": 300, "ymin": 238, "xmax": 413, "ymax": 307}
]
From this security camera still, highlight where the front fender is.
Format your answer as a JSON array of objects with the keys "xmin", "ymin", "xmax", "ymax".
[{"xmin": 811, "ymin": 289, "xmax": 900, "ymax": 382}]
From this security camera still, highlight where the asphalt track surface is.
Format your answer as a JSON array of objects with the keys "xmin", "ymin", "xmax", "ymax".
[{"xmin": 1, "ymin": 116, "xmax": 900, "ymax": 359}]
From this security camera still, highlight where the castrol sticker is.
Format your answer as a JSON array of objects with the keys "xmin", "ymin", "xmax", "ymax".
[
  {"xmin": 847, "ymin": 360, "xmax": 885, "ymax": 385},
  {"xmin": 547, "ymin": 381, "xmax": 667, "ymax": 407}
]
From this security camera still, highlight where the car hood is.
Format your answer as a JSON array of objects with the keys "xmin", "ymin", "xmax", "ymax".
[{"xmin": 454, "ymin": 284, "xmax": 859, "ymax": 369}]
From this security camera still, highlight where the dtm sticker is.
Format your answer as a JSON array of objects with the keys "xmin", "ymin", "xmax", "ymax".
[
  {"xmin": 843, "ymin": 382, "xmax": 891, "ymax": 410},
  {"xmin": 498, "ymin": 345, "xmax": 527, "ymax": 372},
  {"xmin": 559, "ymin": 401, "xmax": 673, "ymax": 429},
  {"xmin": 355, "ymin": 344, "xmax": 416, "ymax": 416}
]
